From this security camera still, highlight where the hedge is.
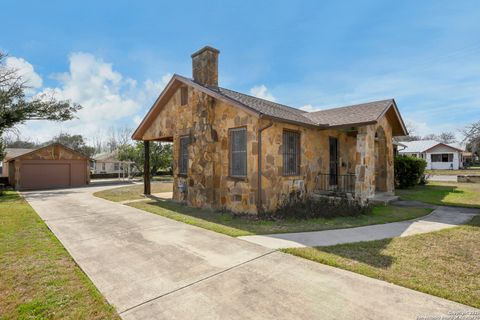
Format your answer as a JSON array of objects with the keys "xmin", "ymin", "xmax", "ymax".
[{"xmin": 394, "ymin": 155, "xmax": 427, "ymax": 188}]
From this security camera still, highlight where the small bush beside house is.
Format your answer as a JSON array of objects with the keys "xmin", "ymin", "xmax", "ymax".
[
  {"xmin": 394, "ymin": 155, "xmax": 427, "ymax": 188},
  {"xmin": 272, "ymin": 191, "xmax": 372, "ymax": 220}
]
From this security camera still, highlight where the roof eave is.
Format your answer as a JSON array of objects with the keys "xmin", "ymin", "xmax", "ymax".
[
  {"xmin": 7, "ymin": 143, "xmax": 91, "ymax": 161},
  {"xmin": 132, "ymin": 74, "xmax": 262, "ymax": 140},
  {"xmin": 259, "ymin": 113, "xmax": 327, "ymax": 129},
  {"xmin": 378, "ymin": 99, "xmax": 408, "ymax": 136}
]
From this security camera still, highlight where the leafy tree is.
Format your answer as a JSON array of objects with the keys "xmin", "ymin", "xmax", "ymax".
[
  {"xmin": 118, "ymin": 142, "xmax": 173, "ymax": 176},
  {"xmin": 3, "ymin": 134, "xmax": 39, "ymax": 148},
  {"xmin": 49, "ymin": 133, "xmax": 95, "ymax": 157},
  {"xmin": 0, "ymin": 52, "xmax": 81, "ymax": 160}
]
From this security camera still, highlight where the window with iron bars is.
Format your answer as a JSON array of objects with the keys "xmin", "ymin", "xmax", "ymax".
[
  {"xmin": 179, "ymin": 135, "xmax": 189, "ymax": 175},
  {"xmin": 283, "ymin": 130, "xmax": 300, "ymax": 176},
  {"xmin": 229, "ymin": 127, "xmax": 247, "ymax": 178}
]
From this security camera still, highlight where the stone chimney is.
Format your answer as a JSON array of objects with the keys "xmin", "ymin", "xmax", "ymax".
[{"xmin": 191, "ymin": 46, "xmax": 220, "ymax": 87}]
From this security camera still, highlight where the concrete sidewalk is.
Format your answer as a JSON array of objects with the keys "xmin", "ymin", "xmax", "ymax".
[
  {"xmin": 239, "ymin": 206, "xmax": 479, "ymax": 249},
  {"xmin": 427, "ymin": 175, "xmax": 458, "ymax": 182},
  {"xmin": 22, "ymin": 186, "xmax": 476, "ymax": 319}
]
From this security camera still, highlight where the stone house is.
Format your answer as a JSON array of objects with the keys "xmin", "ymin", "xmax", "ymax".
[{"xmin": 133, "ymin": 46, "xmax": 408, "ymax": 214}]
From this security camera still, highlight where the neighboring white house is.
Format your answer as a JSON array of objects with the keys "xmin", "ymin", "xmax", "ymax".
[
  {"xmin": 91, "ymin": 151, "xmax": 136, "ymax": 177},
  {"xmin": 399, "ymin": 140, "xmax": 464, "ymax": 170}
]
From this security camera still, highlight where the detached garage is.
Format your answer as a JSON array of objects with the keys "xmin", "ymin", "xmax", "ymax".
[{"xmin": 5, "ymin": 143, "xmax": 90, "ymax": 191}]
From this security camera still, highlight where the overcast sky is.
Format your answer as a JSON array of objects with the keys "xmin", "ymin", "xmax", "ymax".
[{"xmin": 1, "ymin": 0, "xmax": 479, "ymax": 143}]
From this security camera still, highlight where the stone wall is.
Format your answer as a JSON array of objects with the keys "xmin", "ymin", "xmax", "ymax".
[
  {"xmin": 140, "ymin": 85, "xmax": 396, "ymax": 213},
  {"xmin": 142, "ymin": 85, "xmax": 259, "ymax": 214},
  {"xmin": 259, "ymin": 121, "xmax": 357, "ymax": 212},
  {"xmin": 354, "ymin": 117, "xmax": 395, "ymax": 203}
]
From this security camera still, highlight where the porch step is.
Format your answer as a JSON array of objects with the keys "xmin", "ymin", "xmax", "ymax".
[{"xmin": 369, "ymin": 193, "xmax": 399, "ymax": 205}]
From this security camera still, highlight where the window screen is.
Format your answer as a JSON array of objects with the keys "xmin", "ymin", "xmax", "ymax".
[
  {"xmin": 229, "ymin": 127, "xmax": 247, "ymax": 177},
  {"xmin": 179, "ymin": 136, "xmax": 189, "ymax": 175},
  {"xmin": 283, "ymin": 130, "xmax": 300, "ymax": 175},
  {"xmin": 432, "ymin": 154, "xmax": 453, "ymax": 162}
]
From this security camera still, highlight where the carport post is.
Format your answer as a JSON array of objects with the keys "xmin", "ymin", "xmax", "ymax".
[{"xmin": 144, "ymin": 140, "xmax": 151, "ymax": 195}]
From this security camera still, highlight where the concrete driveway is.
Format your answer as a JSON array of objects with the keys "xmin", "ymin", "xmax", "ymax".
[{"xmin": 23, "ymin": 185, "xmax": 475, "ymax": 319}]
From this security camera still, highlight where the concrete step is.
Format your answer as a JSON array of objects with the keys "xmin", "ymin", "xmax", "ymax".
[{"xmin": 369, "ymin": 193, "xmax": 399, "ymax": 205}]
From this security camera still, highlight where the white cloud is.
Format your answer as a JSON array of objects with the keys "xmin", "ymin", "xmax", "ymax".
[
  {"xmin": 13, "ymin": 53, "xmax": 171, "ymax": 142},
  {"xmin": 133, "ymin": 115, "xmax": 143, "ymax": 125},
  {"xmin": 249, "ymin": 84, "xmax": 276, "ymax": 101},
  {"xmin": 5, "ymin": 56, "xmax": 43, "ymax": 89},
  {"xmin": 299, "ymin": 104, "xmax": 322, "ymax": 112}
]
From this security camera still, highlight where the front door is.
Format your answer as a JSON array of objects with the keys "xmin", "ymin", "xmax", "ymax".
[{"xmin": 329, "ymin": 137, "xmax": 338, "ymax": 185}]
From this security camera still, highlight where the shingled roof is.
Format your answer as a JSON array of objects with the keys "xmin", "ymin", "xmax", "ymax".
[
  {"xmin": 304, "ymin": 99, "xmax": 395, "ymax": 127},
  {"xmin": 132, "ymin": 74, "xmax": 408, "ymax": 139},
  {"xmin": 215, "ymin": 87, "xmax": 317, "ymax": 126},
  {"xmin": 4, "ymin": 148, "xmax": 36, "ymax": 160}
]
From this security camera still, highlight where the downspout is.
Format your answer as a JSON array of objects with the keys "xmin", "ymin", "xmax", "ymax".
[{"xmin": 257, "ymin": 119, "xmax": 273, "ymax": 213}]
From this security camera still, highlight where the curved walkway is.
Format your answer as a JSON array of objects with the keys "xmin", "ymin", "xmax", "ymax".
[{"xmin": 239, "ymin": 205, "xmax": 479, "ymax": 249}]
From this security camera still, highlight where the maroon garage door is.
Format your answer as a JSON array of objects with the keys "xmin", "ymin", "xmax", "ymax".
[{"xmin": 20, "ymin": 160, "xmax": 87, "ymax": 190}]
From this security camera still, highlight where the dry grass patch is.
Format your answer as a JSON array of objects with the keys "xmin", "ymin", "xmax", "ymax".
[
  {"xmin": 0, "ymin": 191, "xmax": 119, "ymax": 320},
  {"xmin": 283, "ymin": 215, "xmax": 480, "ymax": 308}
]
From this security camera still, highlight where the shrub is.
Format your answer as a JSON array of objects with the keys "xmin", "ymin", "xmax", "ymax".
[
  {"xmin": 271, "ymin": 190, "xmax": 371, "ymax": 220},
  {"xmin": 394, "ymin": 155, "xmax": 427, "ymax": 189}
]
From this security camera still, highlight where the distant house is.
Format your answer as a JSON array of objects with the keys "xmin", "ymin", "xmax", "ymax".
[
  {"xmin": 91, "ymin": 151, "xmax": 135, "ymax": 176},
  {"xmin": 399, "ymin": 140, "xmax": 464, "ymax": 170}
]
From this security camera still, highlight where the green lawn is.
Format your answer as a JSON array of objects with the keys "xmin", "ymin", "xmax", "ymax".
[
  {"xmin": 128, "ymin": 200, "xmax": 432, "ymax": 236},
  {"xmin": 425, "ymin": 169, "xmax": 480, "ymax": 175},
  {"xmin": 93, "ymin": 181, "xmax": 173, "ymax": 202},
  {"xmin": 0, "ymin": 191, "xmax": 119, "ymax": 320},
  {"xmin": 283, "ymin": 215, "xmax": 480, "ymax": 308},
  {"xmin": 396, "ymin": 181, "xmax": 480, "ymax": 208}
]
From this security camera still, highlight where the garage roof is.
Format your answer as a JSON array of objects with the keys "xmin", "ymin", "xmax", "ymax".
[
  {"xmin": 6, "ymin": 143, "xmax": 91, "ymax": 161},
  {"xmin": 4, "ymin": 148, "xmax": 36, "ymax": 160}
]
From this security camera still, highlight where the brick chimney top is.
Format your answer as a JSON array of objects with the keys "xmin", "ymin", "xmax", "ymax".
[{"xmin": 191, "ymin": 46, "xmax": 220, "ymax": 87}]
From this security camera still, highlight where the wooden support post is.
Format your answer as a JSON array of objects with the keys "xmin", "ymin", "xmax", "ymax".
[{"xmin": 144, "ymin": 140, "xmax": 151, "ymax": 195}]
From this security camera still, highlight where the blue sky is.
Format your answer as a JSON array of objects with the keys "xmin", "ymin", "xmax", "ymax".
[{"xmin": 1, "ymin": 0, "xmax": 479, "ymax": 142}]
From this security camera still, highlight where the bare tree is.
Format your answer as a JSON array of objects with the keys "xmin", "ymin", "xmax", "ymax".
[
  {"xmin": 102, "ymin": 126, "xmax": 133, "ymax": 153},
  {"xmin": 422, "ymin": 132, "xmax": 457, "ymax": 144},
  {"xmin": 462, "ymin": 121, "xmax": 480, "ymax": 155},
  {"xmin": 396, "ymin": 121, "xmax": 422, "ymax": 142}
]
